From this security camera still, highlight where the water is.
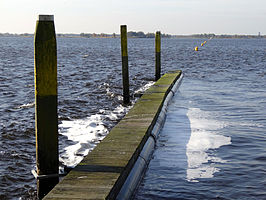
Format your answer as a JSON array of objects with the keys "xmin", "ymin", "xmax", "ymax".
[
  {"xmin": 0, "ymin": 37, "xmax": 266, "ymax": 199},
  {"xmin": 0, "ymin": 37, "xmax": 156, "ymax": 199},
  {"xmin": 134, "ymin": 39, "xmax": 266, "ymax": 199}
]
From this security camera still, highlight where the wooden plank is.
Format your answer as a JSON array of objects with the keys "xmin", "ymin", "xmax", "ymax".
[{"xmin": 44, "ymin": 70, "xmax": 182, "ymax": 200}]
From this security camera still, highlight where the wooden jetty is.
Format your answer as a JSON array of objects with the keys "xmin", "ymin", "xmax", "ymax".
[{"xmin": 44, "ymin": 70, "xmax": 183, "ymax": 199}]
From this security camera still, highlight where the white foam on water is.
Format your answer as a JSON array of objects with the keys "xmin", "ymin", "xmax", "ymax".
[
  {"xmin": 58, "ymin": 82, "xmax": 154, "ymax": 169},
  {"xmin": 15, "ymin": 102, "xmax": 35, "ymax": 109},
  {"xmin": 59, "ymin": 114, "xmax": 108, "ymax": 168},
  {"xmin": 186, "ymin": 108, "xmax": 231, "ymax": 182},
  {"xmin": 134, "ymin": 81, "xmax": 154, "ymax": 95},
  {"xmin": 100, "ymin": 83, "xmax": 116, "ymax": 98}
]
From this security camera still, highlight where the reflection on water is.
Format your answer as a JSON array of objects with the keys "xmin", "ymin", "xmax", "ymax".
[
  {"xmin": 186, "ymin": 107, "xmax": 231, "ymax": 182},
  {"xmin": 135, "ymin": 37, "xmax": 266, "ymax": 199}
]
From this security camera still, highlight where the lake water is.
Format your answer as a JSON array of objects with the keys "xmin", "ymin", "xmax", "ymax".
[
  {"xmin": 134, "ymin": 39, "xmax": 266, "ymax": 199},
  {"xmin": 0, "ymin": 37, "xmax": 266, "ymax": 199}
]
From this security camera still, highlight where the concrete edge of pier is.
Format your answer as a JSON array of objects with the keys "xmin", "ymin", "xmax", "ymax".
[{"xmin": 44, "ymin": 70, "xmax": 183, "ymax": 200}]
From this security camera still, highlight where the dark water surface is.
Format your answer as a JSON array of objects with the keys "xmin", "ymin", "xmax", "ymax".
[{"xmin": 0, "ymin": 37, "xmax": 266, "ymax": 199}]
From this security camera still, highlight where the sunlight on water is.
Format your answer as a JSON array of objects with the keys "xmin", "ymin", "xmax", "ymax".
[{"xmin": 186, "ymin": 108, "xmax": 231, "ymax": 182}]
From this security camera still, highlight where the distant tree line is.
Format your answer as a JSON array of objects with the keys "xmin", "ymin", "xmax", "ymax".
[
  {"xmin": 80, "ymin": 33, "xmax": 115, "ymax": 38},
  {"xmin": 0, "ymin": 33, "xmax": 33, "ymax": 37},
  {"xmin": 127, "ymin": 31, "xmax": 171, "ymax": 38},
  {"xmin": 190, "ymin": 33, "xmax": 216, "ymax": 38},
  {"xmin": 1, "ymin": 32, "xmax": 265, "ymax": 39},
  {"xmin": 215, "ymin": 34, "xmax": 265, "ymax": 39},
  {"xmin": 80, "ymin": 31, "xmax": 171, "ymax": 38}
]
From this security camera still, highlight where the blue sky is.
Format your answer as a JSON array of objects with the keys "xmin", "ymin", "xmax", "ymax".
[{"xmin": 1, "ymin": 0, "xmax": 266, "ymax": 34}]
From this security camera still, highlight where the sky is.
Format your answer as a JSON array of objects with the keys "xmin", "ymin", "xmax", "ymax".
[{"xmin": 0, "ymin": 0, "xmax": 266, "ymax": 35}]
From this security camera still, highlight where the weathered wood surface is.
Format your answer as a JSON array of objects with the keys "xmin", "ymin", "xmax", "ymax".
[{"xmin": 44, "ymin": 70, "xmax": 182, "ymax": 200}]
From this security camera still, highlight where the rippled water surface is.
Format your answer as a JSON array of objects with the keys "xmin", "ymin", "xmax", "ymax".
[
  {"xmin": 135, "ymin": 39, "xmax": 266, "ymax": 199},
  {"xmin": 0, "ymin": 37, "xmax": 266, "ymax": 199}
]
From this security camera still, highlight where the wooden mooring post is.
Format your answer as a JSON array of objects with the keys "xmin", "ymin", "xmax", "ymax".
[
  {"xmin": 155, "ymin": 31, "xmax": 161, "ymax": 81},
  {"xmin": 120, "ymin": 25, "xmax": 130, "ymax": 105},
  {"xmin": 33, "ymin": 14, "xmax": 58, "ymax": 199}
]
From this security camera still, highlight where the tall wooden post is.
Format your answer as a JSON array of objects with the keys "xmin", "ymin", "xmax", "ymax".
[
  {"xmin": 34, "ymin": 15, "xmax": 58, "ymax": 199},
  {"xmin": 120, "ymin": 25, "xmax": 130, "ymax": 105},
  {"xmin": 155, "ymin": 31, "xmax": 161, "ymax": 81}
]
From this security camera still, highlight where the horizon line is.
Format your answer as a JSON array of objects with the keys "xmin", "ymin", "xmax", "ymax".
[{"xmin": 0, "ymin": 32, "xmax": 264, "ymax": 36}]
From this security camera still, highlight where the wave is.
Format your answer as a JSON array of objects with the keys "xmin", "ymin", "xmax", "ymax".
[{"xmin": 14, "ymin": 102, "xmax": 35, "ymax": 109}]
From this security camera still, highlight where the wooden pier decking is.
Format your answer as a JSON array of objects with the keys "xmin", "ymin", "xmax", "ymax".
[{"xmin": 44, "ymin": 70, "xmax": 182, "ymax": 200}]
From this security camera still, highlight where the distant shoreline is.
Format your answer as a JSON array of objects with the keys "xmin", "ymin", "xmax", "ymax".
[{"xmin": 0, "ymin": 32, "xmax": 265, "ymax": 39}]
